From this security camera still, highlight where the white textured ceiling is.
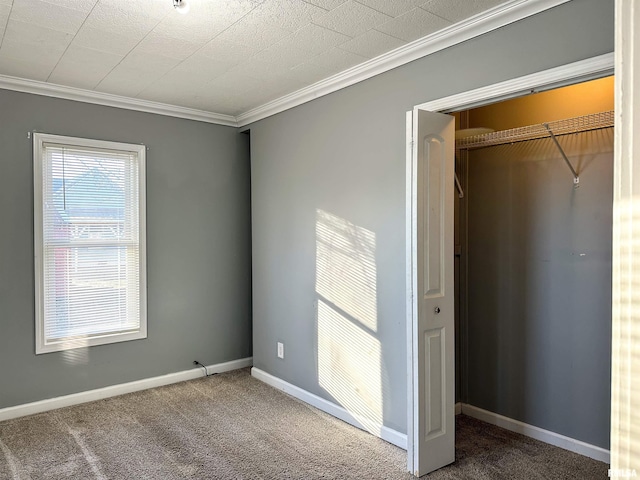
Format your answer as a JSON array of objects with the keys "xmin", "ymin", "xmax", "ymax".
[{"xmin": 0, "ymin": 0, "xmax": 505, "ymax": 116}]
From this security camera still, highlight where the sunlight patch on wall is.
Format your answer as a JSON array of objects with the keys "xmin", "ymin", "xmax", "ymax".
[
  {"xmin": 315, "ymin": 209, "xmax": 382, "ymax": 432},
  {"xmin": 315, "ymin": 209, "xmax": 377, "ymax": 331},
  {"xmin": 318, "ymin": 299, "xmax": 382, "ymax": 430},
  {"xmin": 60, "ymin": 337, "xmax": 90, "ymax": 365}
]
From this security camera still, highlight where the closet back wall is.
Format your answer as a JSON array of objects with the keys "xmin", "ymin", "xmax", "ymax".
[
  {"xmin": 0, "ymin": 89, "xmax": 252, "ymax": 410},
  {"xmin": 465, "ymin": 94, "xmax": 613, "ymax": 448}
]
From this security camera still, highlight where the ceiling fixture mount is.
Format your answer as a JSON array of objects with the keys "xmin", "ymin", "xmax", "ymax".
[{"xmin": 173, "ymin": 0, "xmax": 190, "ymax": 14}]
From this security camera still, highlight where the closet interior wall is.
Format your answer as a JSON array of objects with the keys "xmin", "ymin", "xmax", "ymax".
[{"xmin": 455, "ymin": 77, "xmax": 614, "ymax": 450}]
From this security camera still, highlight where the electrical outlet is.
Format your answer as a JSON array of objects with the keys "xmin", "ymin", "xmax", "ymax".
[{"xmin": 277, "ymin": 342, "xmax": 284, "ymax": 359}]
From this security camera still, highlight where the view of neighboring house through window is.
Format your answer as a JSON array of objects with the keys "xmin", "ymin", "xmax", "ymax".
[{"xmin": 33, "ymin": 133, "xmax": 146, "ymax": 354}]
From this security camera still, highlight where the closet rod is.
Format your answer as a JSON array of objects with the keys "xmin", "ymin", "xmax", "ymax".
[{"xmin": 455, "ymin": 110, "xmax": 614, "ymax": 150}]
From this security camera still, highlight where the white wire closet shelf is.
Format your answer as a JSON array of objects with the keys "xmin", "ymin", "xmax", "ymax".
[{"xmin": 455, "ymin": 110, "xmax": 614, "ymax": 150}]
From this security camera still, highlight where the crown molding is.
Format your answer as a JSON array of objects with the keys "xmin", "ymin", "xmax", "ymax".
[
  {"xmin": 0, "ymin": 0, "xmax": 570, "ymax": 128},
  {"xmin": 235, "ymin": 0, "xmax": 571, "ymax": 127},
  {"xmin": 0, "ymin": 74, "xmax": 238, "ymax": 127}
]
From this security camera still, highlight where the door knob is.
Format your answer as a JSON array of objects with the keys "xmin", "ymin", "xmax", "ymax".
[{"xmin": 434, "ymin": 307, "xmax": 441, "ymax": 314}]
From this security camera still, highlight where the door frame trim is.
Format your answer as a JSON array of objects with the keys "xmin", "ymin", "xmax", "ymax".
[
  {"xmin": 405, "ymin": 52, "xmax": 614, "ymax": 474},
  {"xmin": 611, "ymin": 0, "xmax": 639, "ymax": 470}
]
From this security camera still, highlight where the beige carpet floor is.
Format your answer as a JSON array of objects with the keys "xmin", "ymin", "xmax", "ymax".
[{"xmin": 0, "ymin": 368, "xmax": 608, "ymax": 479}]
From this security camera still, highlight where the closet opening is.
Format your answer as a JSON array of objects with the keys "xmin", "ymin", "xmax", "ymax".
[{"xmin": 452, "ymin": 75, "xmax": 613, "ymax": 455}]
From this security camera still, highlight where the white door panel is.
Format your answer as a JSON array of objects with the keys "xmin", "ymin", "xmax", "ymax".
[{"xmin": 408, "ymin": 109, "xmax": 455, "ymax": 477}]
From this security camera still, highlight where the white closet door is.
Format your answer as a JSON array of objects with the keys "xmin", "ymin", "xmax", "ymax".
[{"xmin": 408, "ymin": 108, "xmax": 455, "ymax": 477}]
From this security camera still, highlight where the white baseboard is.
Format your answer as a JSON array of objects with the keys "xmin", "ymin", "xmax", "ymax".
[
  {"xmin": 0, "ymin": 357, "xmax": 253, "ymax": 423},
  {"xmin": 251, "ymin": 367, "xmax": 407, "ymax": 450},
  {"xmin": 455, "ymin": 402, "xmax": 462, "ymax": 415},
  {"xmin": 460, "ymin": 403, "xmax": 610, "ymax": 463}
]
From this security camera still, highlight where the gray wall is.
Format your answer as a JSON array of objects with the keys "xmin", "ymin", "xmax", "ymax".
[
  {"xmin": 466, "ymin": 131, "xmax": 613, "ymax": 449},
  {"xmin": 248, "ymin": 0, "xmax": 614, "ymax": 441},
  {"xmin": 0, "ymin": 89, "xmax": 252, "ymax": 409}
]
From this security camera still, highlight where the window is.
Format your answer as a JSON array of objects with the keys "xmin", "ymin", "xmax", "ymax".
[{"xmin": 33, "ymin": 133, "xmax": 146, "ymax": 354}]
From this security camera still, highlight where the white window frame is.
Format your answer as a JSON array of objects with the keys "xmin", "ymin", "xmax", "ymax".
[{"xmin": 33, "ymin": 133, "xmax": 147, "ymax": 354}]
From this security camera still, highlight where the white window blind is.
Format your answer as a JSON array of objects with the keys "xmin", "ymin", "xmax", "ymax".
[{"xmin": 34, "ymin": 134, "xmax": 146, "ymax": 354}]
